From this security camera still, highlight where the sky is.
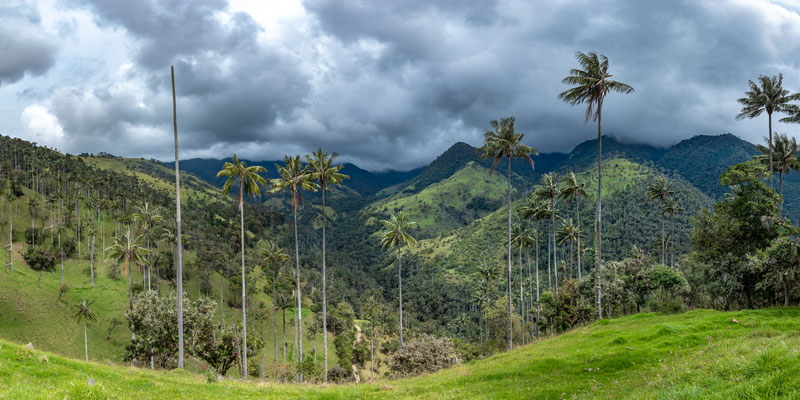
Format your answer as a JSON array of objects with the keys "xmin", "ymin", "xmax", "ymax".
[{"xmin": 2, "ymin": 0, "xmax": 800, "ymax": 171}]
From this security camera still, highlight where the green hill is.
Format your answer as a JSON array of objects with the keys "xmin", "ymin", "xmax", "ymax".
[{"xmin": 2, "ymin": 308, "xmax": 799, "ymax": 399}]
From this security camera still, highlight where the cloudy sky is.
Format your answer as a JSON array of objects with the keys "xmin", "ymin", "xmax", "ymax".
[{"xmin": 2, "ymin": 0, "xmax": 800, "ymax": 171}]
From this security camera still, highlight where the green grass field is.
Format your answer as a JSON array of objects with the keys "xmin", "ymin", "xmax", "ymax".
[{"xmin": 2, "ymin": 308, "xmax": 800, "ymax": 399}]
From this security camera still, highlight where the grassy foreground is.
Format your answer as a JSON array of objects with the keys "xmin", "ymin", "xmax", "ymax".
[{"xmin": 3, "ymin": 308, "xmax": 800, "ymax": 399}]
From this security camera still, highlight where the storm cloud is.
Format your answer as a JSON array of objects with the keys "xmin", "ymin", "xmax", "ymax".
[
  {"xmin": 3, "ymin": 0, "xmax": 800, "ymax": 170},
  {"xmin": 0, "ymin": 2, "xmax": 58, "ymax": 86}
]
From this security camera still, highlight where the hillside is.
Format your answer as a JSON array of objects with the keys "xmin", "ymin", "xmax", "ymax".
[
  {"xmin": 412, "ymin": 157, "xmax": 713, "ymax": 271},
  {"xmin": 2, "ymin": 308, "xmax": 799, "ymax": 399}
]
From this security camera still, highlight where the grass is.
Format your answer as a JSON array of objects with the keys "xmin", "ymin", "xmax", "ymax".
[{"xmin": 2, "ymin": 308, "xmax": 800, "ymax": 398}]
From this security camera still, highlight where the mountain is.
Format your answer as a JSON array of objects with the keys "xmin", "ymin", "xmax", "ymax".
[
  {"xmin": 656, "ymin": 133, "xmax": 759, "ymax": 199},
  {"xmin": 553, "ymin": 136, "xmax": 667, "ymax": 173}
]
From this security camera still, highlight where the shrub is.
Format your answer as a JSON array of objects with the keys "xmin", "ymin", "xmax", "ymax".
[
  {"xmin": 107, "ymin": 264, "xmax": 121, "ymax": 281},
  {"xmin": 388, "ymin": 334, "xmax": 454, "ymax": 377},
  {"xmin": 24, "ymin": 228, "xmax": 45, "ymax": 246},
  {"xmin": 334, "ymin": 332, "xmax": 354, "ymax": 369},
  {"xmin": 326, "ymin": 366, "xmax": 353, "ymax": 383},
  {"xmin": 61, "ymin": 236, "xmax": 77, "ymax": 258},
  {"xmin": 23, "ymin": 246, "xmax": 56, "ymax": 272}
]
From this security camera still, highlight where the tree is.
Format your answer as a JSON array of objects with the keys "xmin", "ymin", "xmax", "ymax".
[
  {"xmin": 73, "ymin": 299, "xmax": 97, "ymax": 362},
  {"xmin": 477, "ymin": 116, "xmax": 537, "ymax": 350},
  {"xmin": 379, "ymin": 212, "xmax": 417, "ymax": 348},
  {"xmin": 261, "ymin": 240, "xmax": 288, "ymax": 382},
  {"xmin": 269, "ymin": 155, "xmax": 317, "ymax": 381},
  {"xmin": 560, "ymin": 172, "xmax": 586, "ymax": 278},
  {"xmin": 132, "ymin": 202, "xmax": 163, "ymax": 291},
  {"xmin": 560, "ymin": 51, "xmax": 634, "ymax": 319},
  {"xmin": 556, "ymin": 218, "xmax": 581, "ymax": 278},
  {"xmin": 753, "ymin": 133, "xmax": 799, "ymax": 214},
  {"xmin": 535, "ymin": 173, "xmax": 561, "ymax": 293},
  {"xmin": 217, "ymin": 154, "xmax": 266, "ymax": 380},
  {"xmin": 736, "ymin": 73, "xmax": 799, "ymax": 188},
  {"xmin": 86, "ymin": 221, "xmax": 96, "ymax": 287},
  {"xmin": 305, "ymin": 148, "xmax": 348, "ymax": 382},
  {"xmin": 170, "ymin": 64, "xmax": 186, "ymax": 369},
  {"xmin": 645, "ymin": 176, "xmax": 674, "ymax": 265},
  {"xmin": 661, "ymin": 197, "xmax": 683, "ymax": 267},
  {"xmin": 105, "ymin": 227, "xmax": 147, "ymax": 310},
  {"xmin": 362, "ymin": 293, "xmax": 380, "ymax": 381}
]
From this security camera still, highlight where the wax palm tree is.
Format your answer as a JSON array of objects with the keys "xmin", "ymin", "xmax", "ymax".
[
  {"xmin": 86, "ymin": 221, "xmax": 96, "ymax": 287},
  {"xmin": 261, "ymin": 240, "xmax": 288, "ymax": 382},
  {"xmin": 511, "ymin": 223, "xmax": 534, "ymax": 343},
  {"xmin": 5, "ymin": 180, "xmax": 13, "ymax": 273},
  {"xmin": 736, "ymin": 74, "xmax": 799, "ymax": 188},
  {"xmin": 645, "ymin": 176, "xmax": 673, "ymax": 265},
  {"xmin": 305, "ymin": 148, "xmax": 348, "ymax": 382},
  {"xmin": 560, "ymin": 172, "xmax": 586, "ymax": 278},
  {"xmin": 269, "ymin": 155, "xmax": 317, "ymax": 379},
  {"xmin": 660, "ymin": 197, "xmax": 683, "ymax": 267},
  {"xmin": 560, "ymin": 51, "xmax": 634, "ymax": 319},
  {"xmin": 477, "ymin": 116, "xmax": 537, "ymax": 349},
  {"xmin": 274, "ymin": 289, "xmax": 292, "ymax": 382},
  {"xmin": 73, "ymin": 299, "xmax": 97, "ymax": 362},
  {"xmin": 54, "ymin": 220, "xmax": 67, "ymax": 284},
  {"xmin": 363, "ymin": 292, "xmax": 380, "ymax": 380},
  {"xmin": 473, "ymin": 261, "xmax": 501, "ymax": 340},
  {"xmin": 170, "ymin": 64, "xmax": 185, "ymax": 369},
  {"xmin": 217, "ymin": 154, "xmax": 267, "ymax": 380},
  {"xmin": 105, "ymin": 227, "xmax": 147, "ymax": 310},
  {"xmin": 556, "ymin": 218, "xmax": 581, "ymax": 278},
  {"xmin": 520, "ymin": 196, "xmax": 550, "ymax": 294},
  {"xmin": 132, "ymin": 202, "xmax": 163, "ymax": 291},
  {"xmin": 535, "ymin": 173, "xmax": 561, "ymax": 293},
  {"xmin": 754, "ymin": 133, "xmax": 799, "ymax": 213},
  {"xmin": 379, "ymin": 212, "xmax": 417, "ymax": 348}
]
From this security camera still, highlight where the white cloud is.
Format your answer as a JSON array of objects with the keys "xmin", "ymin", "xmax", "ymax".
[{"xmin": 20, "ymin": 104, "xmax": 65, "ymax": 148}]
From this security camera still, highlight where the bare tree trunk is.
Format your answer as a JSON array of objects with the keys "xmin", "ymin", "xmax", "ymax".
[
  {"xmin": 768, "ymin": 113, "xmax": 773, "ymax": 188},
  {"xmin": 84, "ymin": 318, "xmax": 88, "ymax": 362},
  {"xmin": 171, "ymin": 65, "xmax": 185, "ymax": 369},
  {"xmin": 272, "ymin": 272, "xmax": 278, "ymax": 382},
  {"xmin": 595, "ymin": 109, "xmax": 603, "ymax": 320},
  {"xmin": 576, "ymin": 196, "xmax": 581, "ymax": 279},
  {"xmin": 398, "ymin": 247, "xmax": 403, "ymax": 347},
  {"xmin": 292, "ymin": 205, "xmax": 303, "ymax": 381},
  {"xmin": 321, "ymin": 189, "xmax": 329, "ymax": 383},
  {"xmin": 506, "ymin": 157, "xmax": 513, "ymax": 350},
  {"xmin": 239, "ymin": 190, "xmax": 247, "ymax": 380}
]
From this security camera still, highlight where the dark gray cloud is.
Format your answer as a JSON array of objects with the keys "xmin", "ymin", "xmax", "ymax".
[
  {"xmin": 12, "ymin": 0, "xmax": 800, "ymax": 170},
  {"xmin": 0, "ymin": 2, "xmax": 58, "ymax": 85}
]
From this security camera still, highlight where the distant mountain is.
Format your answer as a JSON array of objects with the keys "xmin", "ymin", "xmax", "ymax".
[
  {"xmin": 656, "ymin": 134, "xmax": 758, "ymax": 199},
  {"xmin": 554, "ymin": 136, "xmax": 667, "ymax": 173}
]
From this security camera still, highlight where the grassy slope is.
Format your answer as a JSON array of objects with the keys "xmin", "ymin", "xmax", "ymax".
[
  {"xmin": 2, "ymin": 308, "xmax": 800, "ymax": 399},
  {"xmin": 369, "ymin": 161, "xmax": 507, "ymax": 239}
]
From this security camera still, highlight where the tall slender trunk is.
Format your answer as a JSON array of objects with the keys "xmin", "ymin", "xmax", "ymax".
[
  {"xmin": 397, "ymin": 247, "xmax": 404, "ymax": 347},
  {"xmin": 8, "ymin": 201, "xmax": 12, "ymax": 273},
  {"xmin": 551, "ymin": 197, "xmax": 557, "ymax": 294},
  {"xmin": 272, "ymin": 271, "xmax": 278, "ymax": 382},
  {"xmin": 595, "ymin": 109, "xmax": 603, "ymax": 320},
  {"xmin": 506, "ymin": 157, "xmax": 513, "ymax": 350},
  {"xmin": 84, "ymin": 318, "xmax": 88, "ymax": 362},
  {"xmin": 292, "ymin": 203, "xmax": 303, "ymax": 380},
  {"xmin": 90, "ymin": 233, "xmax": 94, "ymax": 287},
  {"xmin": 576, "ymin": 196, "xmax": 581, "ymax": 279},
  {"xmin": 239, "ymin": 190, "xmax": 248, "ymax": 380},
  {"xmin": 661, "ymin": 213, "xmax": 666, "ymax": 265},
  {"xmin": 260, "ymin": 315, "xmax": 264, "ymax": 381},
  {"xmin": 768, "ymin": 113, "xmax": 773, "ymax": 188},
  {"xmin": 321, "ymin": 189, "xmax": 329, "ymax": 382},
  {"xmin": 171, "ymin": 65, "xmax": 185, "ymax": 369},
  {"xmin": 535, "ymin": 228, "xmax": 540, "ymax": 340},
  {"xmin": 518, "ymin": 248, "xmax": 524, "ymax": 344},
  {"xmin": 282, "ymin": 310, "xmax": 287, "ymax": 382},
  {"xmin": 779, "ymin": 171, "xmax": 784, "ymax": 216},
  {"xmin": 370, "ymin": 317, "xmax": 375, "ymax": 380},
  {"xmin": 526, "ymin": 249, "xmax": 533, "ymax": 340}
]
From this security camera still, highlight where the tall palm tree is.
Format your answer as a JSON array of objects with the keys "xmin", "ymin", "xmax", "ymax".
[
  {"xmin": 510, "ymin": 223, "xmax": 534, "ymax": 344},
  {"xmin": 217, "ymin": 154, "xmax": 267, "ymax": 380},
  {"xmin": 645, "ymin": 176, "xmax": 673, "ymax": 265},
  {"xmin": 556, "ymin": 218, "xmax": 581, "ymax": 278},
  {"xmin": 261, "ymin": 240, "xmax": 288, "ymax": 382},
  {"xmin": 754, "ymin": 133, "xmax": 799, "ymax": 213},
  {"xmin": 132, "ymin": 202, "xmax": 163, "ymax": 291},
  {"xmin": 477, "ymin": 116, "xmax": 537, "ymax": 350},
  {"xmin": 736, "ymin": 73, "xmax": 799, "ymax": 188},
  {"xmin": 170, "ymin": 64, "xmax": 185, "ymax": 369},
  {"xmin": 305, "ymin": 149, "xmax": 348, "ymax": 382},
  {"xmin": 560, "ymin": 51, "xmax": 634, "ymax": 319},
  {"xmin": 6, "ymin": 180, "xmax": 13, "ymax": 273},
  {"xmin": 473, "ymin": 262, "xmax": 501, "ymax": 341},
  {"xmin": 274, "ymin": 289, "xmax": 292, "ymax": 382},
  {"xmin": 363, "ymin": 293, "xmax": 380, "ymax": 380},
  {"xmin": 379, "ymin": 212, "xmax": 417, "ymax": 348},
  {"xmin": 73, "ymin": 299, "xmax": 97, "ymax": 362},
  {"xmin": 105, "ymin": 227, "xmax": 147, "ymax": 310},
  {"xmin": 560, "ymin": 172, "xmax": 586, "ymax": 278},
  {"xmin": 661, "ymin": 197, "xmax": 683, "ymax": 267},
  {"xmin": 269, "ymin": 156, "xmax": 317, "ymax": 379},
  {"xmin": 86, "ymin": 221, "xmax": 96, "ymax": 287},
  {"xmin": 535, "ymin": 173, "xmax": 561, "ymax": 293}
]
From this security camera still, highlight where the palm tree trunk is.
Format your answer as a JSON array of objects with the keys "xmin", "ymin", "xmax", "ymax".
[
  {"xmin": 397, "ymin": 247, "xmax": 403, "ymax": 347},
  {"xmin": 292, "ymin": 203, "xmax": 303, "ymax": 381},
  {"xmin": 535, "ymin": 229, "xmax": 540, "ymax": 340},
  {"xmin": 90, "ymin": 234, "xmax": 95, "ymax": 287},
  {"xmin": 8, "ymin": 200, "xmax": 12, "ymax": 273},
  {"xmin": 282, "ymin": 310, "xmax": 287, "ymax": 382},
  {"xmin": 518, "ymin": 248, "xmax": 524, "ymax": 344},
  {"xmin": 272, "ymin": 273, "xmax": 278, "ymax": 381},
  {"xmin": 260, "ymin": 315, "xmax": 264, "ymax": 381},
  {"xmin": 595, "ymin": 109, "xmax": 603, "ymax": 320},
  {"xmin": 321, "ymin": 189, "xmax": 329, "ymax": 383},
  {"xmin": 239, "ymin": 188, "xmax": 248, "ymax": 380},
  {"xmin": 779, "ymin": 170, "xmax": 784, "ymax": 216},
  {"xmin": 506, "ymin": 156, "xmax": 513, "ymax": 350},
  {"xmin": 661, "ymin": 213, "xmax": 666, "ymax": 265},
  {"xmin": 84, "ymin": 318, "xmax": 88, "ymax": 362},
  {"xmin": 171, "ymin": 65, "xmax": 185, "ymax": 369},
  {"xmin": 768, "ymin": 113, "xmax": 773, "ymax": 188},
  {"xmin": 552, "ymin": 197, "xmax": 557, "ymax": 294},
  {"xmin": 370, "ymin": 315, "xmax": 374, "ymax": 380},
  {"xmin": 576, "ymin": 196, "xmax": 581, "ymax": 279}
]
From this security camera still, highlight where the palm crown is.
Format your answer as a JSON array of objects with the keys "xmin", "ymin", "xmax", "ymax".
[
  {"xmin": 73, "ymin": 299, "xmax": 97, "ymax": 324},
  {"xmin": 736, "ymin": 74, "xmax": 798, "ymax": 121},
  {"xmin": 478, "ymin": 117, "xmax": 538, "ymax": 174},
  {"xmin": 380, "ymin": 212, "xmax": 418, "ymax": 250},
  {"xmin": 559, "ymin": 52, "xmax": 634, "ymax": 122},
  {"xmin": 269, "ymin": 155, "xmax": 319, "ymax": 211},
  {"xmin": 305, "ymin": 149, "xmax": 349, "ymax": 191},
  {"xmin": 217, "ymin": 154, "xmax": 267, "ymax": 206}
]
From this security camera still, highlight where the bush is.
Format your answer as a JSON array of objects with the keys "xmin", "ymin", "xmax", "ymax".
[
  {"xmin": 61, "ymin": 236, "xmax": 77, "ymax": 258},
  {"xmin": 653, "ymin": 298, "xmax": 683, "ymax": 314},
  {"xmin": 388, "ymin": 334, "xmax": 454, "ymax": 378},
  {"xmin": 107, "ymin": 264, "xmax": 122, "ymax": 281},
  {"xmin": 24, "ymin": 228, "xmax": 45, "ymax": 246},
  {"xmin": 326, "ymin": 366, "xmax": 353, "ymax": 383},
  {"xmin": 23, "ymin": 246, "xmax": 56, "ymax": 272},
  {"xmin": 334, "ymin": 332, "xmax": 354, "ymax": 369}
]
